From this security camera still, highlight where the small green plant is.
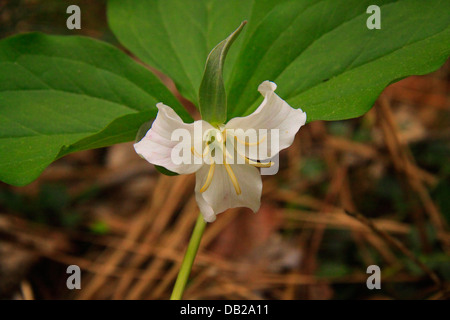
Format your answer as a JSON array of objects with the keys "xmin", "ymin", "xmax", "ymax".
[{"xmin": 0, "ymin": 0, "xmax": 448, "ymax": 299}]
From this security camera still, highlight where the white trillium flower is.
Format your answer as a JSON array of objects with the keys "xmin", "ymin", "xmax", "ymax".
[{"xmin": 134, "ymin": 81, "xmax": 306, "ymax": 222}]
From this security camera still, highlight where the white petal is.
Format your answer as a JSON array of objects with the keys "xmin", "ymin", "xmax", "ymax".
[
  {"xmin": 134, "ymin": 103, "xmax": 213, "ymax": 174},
  {"xmin": 225, "ymin": 81, "xmax": 306, "ymax": 160},
  {"xmin": 195, "ymin": 163, "xmax": 262, "ymax": 222}
]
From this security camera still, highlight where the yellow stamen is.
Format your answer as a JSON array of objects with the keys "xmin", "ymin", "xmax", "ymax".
[
  {"xmin": 199, "ymin": 162, "xmax": 215, "ymax": 193},
  {"xmin": 191, "ymin": 144, "xmax": 210, "ymax": 159},
  {"xmin": 223, "ymin": 162, "xmax": 241, "ymax": 195},
  {"xmin": 191, "ymin": 146, "xmax": 202, "ymax": 158},
  {"xmin": 244, "ymin": 157, "xmax": 274, "ymax": 168},
  {"xmin": 204, "ymin": 144, "xmax": 212, "ymax": 156},
  {"xmin": 234, "ymin": 133, "xmax": 267, "ymax": 146},
  {"xmin": 224, "ymin": 146, "xmax": 234, "ymax": 161},
  {"xmin": 234, "ymin": 147, "xmax": 274, "ymax": 168}
]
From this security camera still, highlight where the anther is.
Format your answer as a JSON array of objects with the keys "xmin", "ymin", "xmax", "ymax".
[
  {"xmin": 245, "ymin": 157, "xmax": 274, "ymax": 168},
  {"xmin": 224, "ymin": 162, "xmax": 241, "ymax": 195},
  {"xmin": 200, "ymin": 162, "xmax": 215, "ymax": 193},
  {"xmin": 234, "ymin": 134, "xmax": 267, "ymax": 146}
]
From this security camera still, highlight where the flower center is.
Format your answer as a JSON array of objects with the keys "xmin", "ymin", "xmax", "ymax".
[{"xmin": 192, "ymin": 127, "xmax": 274, "ymax": 195}]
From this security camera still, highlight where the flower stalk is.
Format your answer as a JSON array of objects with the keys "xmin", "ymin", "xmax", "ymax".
[{"xmin": 170, "ymin": 213, "xmax": 207, "ymax": 300}]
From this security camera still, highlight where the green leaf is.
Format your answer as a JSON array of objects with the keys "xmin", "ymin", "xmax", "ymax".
[
  {"xmin": 155, "ymin": 165, "xmax": 179, "ymax": 177},
  {"xmin": 108, "ymin": 0, "xmax": 449, "ymax": 123},
  {"xmin": 2, "ymin": 0, "xmax": 449, "ymax": 185},
  {"xmin": 199, "ymin": 21, "xmax": 246, "ymax": 125},
  {"xmin": 0, "ymin": 33, "xmax": 190, "ymax": 186},
  {"xmin": 228, "ymin": 0, "xmax": 450, "ymax": 121},
  {"xmin": 107, "ymin": 0, "xmax": 256, "ymax": 104}
]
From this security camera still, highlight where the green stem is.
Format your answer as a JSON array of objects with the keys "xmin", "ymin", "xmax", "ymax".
[{"xmin": 170, "ymin": 213, "xmax": 206, "ymax": 300}]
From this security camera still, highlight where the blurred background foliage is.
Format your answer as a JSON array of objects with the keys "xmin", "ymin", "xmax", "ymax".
[{"xmin": 0, "ymin": 0, "xmax": 449, "ymax": 300}]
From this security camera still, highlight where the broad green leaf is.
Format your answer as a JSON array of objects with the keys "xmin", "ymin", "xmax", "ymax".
[
  {"xmin": 199, "ymin": 21, "xmax": 246, "ymax": 125},
  {"xmin": 107, "ymin": 0, "xmax": 256, "ymax": 104},
  {"xmin": 0, "ymin": 33, "xmax": 190, "ymax": 186},
  {"xmin": 108, "ymin": 0, "xmax": 449, "ymax": 123},
  {"xmin": 229, "ymin": 0, "xmax": 450, "ymax": 121},
  {"xmin": 2, "ymin": 0, "xmax": 449, "ymax": 186}
]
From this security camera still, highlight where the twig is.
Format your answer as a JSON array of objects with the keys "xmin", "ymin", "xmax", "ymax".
[{"xmin": 344, "ymin": 209, "xmax": 443, "ymax": 290}]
